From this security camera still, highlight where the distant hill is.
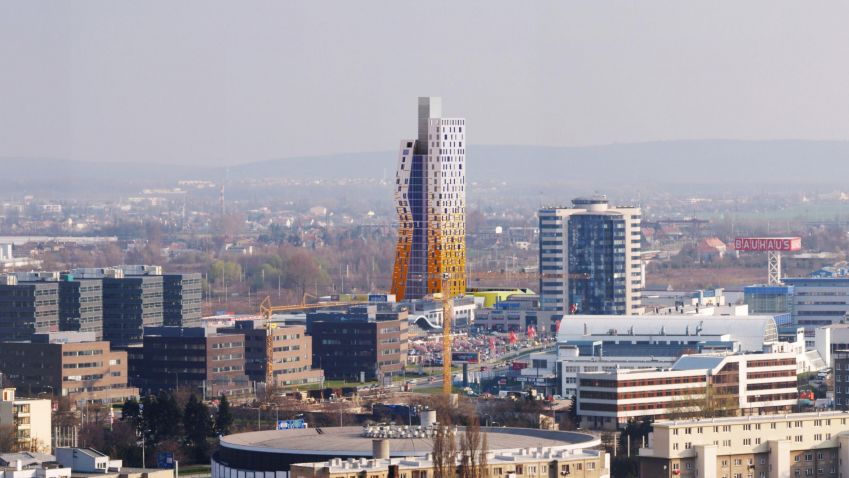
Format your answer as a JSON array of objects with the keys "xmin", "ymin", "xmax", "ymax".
[
  {"xmin": 225, "ymin": 139, "xmax": 849, "ymax": 185},
  {"xmin": 3, "ymin": 140, "xmax": 849, "ymax": 196}
]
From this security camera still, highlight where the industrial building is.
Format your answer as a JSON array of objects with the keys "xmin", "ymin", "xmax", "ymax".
[
  {"xmin": 538, "ymin": 197, "xmax": 643, "ymax": 315},
  {"xmin": 391, "ymin": 97, "xmax": 466, "ymax": 301},
  {"xmin": 0, "ymin": 332, "xmax": 137, "ymax": 404},
  {"xmin": 307, "ymin": 305, "xmax": 408, "ymax": 381},
  {"xmin": 639, "ymin": 412, "xmax": 849, "ymax": 478}
]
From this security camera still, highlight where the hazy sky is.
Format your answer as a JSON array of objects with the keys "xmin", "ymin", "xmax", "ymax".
[{"xmin": 2, "ymin": 1, "xmax": 848, "ymax": 166}]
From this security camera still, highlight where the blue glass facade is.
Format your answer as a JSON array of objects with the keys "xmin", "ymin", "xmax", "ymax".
[
  {"xmin": 406, "ymin": 154, "xmax": 427, "ymax": 299},
  {"xmin": 567, "ymin": 215, "xmax": 627, "ymax": 314}
]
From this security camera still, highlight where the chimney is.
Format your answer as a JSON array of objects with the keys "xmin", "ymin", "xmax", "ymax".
[
  {"xmin": 372, "ymin": 439, "xmax": 390, "ymax": 460},
  {"xmin": 16, "ymin": 460, "xmax": 22, "ymax": 471}
]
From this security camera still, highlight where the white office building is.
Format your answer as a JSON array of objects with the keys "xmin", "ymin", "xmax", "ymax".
[{"xmin": 538, "ymin": 197, "xmax": 642, "ymax": 315}]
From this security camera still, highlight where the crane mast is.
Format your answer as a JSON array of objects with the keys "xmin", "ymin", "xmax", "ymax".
[{"xmin": 441, "ymin": 273, "xmax": 453, "ymax": 395}]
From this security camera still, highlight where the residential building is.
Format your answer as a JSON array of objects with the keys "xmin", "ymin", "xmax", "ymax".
[
  {"xmin": 0, "ymin": 274, "xmax": 59, "ymax": 342},
  {"xmin": 538, "ymin": 196, "xmax": 642, "ymax": 315},
  {"xmin": 219, "ymin": 321, "xmax": 322, "ymax": 387},
  {"xmin": 58, "ymin": 274, "xmax": 103, "ymax": 339},
  {"xmin": 134, "ymin": 327, "xmax": 251, "ymax": 399},
  {"xmin": 162, "ymin": 273, "xmax": 202, "ymax": 327},
  {"xmin": 308, "ymin": 305, "xmax": 408, "ymax": 381},
  {"xmin": 639, "ymin": 412, "xmax": 849, "ymax": 478},
  {"xmin": 576, "ymin": 351, "xmax": 798, "ymax": 429},
  {"xmin": 0, "ymin": 389, "xmax": 51, "ymax": 453},
  {"xmin": 391, "ymin": 97, "xmax": 466, "ymax": 301},
  {"xmin": 0, "ymin": 332, "xmax": 137, "ymax": 404},
  {"xmin": 290, "ymin": 448, "xmax": 610, "ymax": 478}
]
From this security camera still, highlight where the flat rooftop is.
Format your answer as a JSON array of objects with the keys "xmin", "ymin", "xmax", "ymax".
[
  {"xmin": 654, "ymin": 410, "xmax": 849, "ymax": 428},
  {"xmin": 221, "ymin": 426, "xmax": 598, "ymax": 456}
]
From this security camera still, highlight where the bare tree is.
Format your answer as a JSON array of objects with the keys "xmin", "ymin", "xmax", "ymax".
[
  {"xmin": 433, "ymin": 422, "xmax": 458, "ymax": 478},
  {"xmin": 0, "ymin": 424, "xmax": 20, "ymax": 452},
  {"xmin": 460, "ymin": 418, "xmax": 488, "ymax": 478}
]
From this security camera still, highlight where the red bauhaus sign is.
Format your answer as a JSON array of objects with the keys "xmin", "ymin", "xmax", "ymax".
[{"xmin": 734, "ymin": 237, "xmax": 801, "ymax": 252}]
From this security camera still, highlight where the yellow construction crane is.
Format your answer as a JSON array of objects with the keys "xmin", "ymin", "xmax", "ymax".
[
  {"xmin": 441, "ymin": 273, "xmax": 454, "ymax": 395},
  {"xmin": 259, "ymin": 295, "xmax": 367, "ymax": 387}
]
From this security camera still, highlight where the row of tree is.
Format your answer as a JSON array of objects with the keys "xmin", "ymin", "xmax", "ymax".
[{"xmin": 114, "ymin": 392, "xmax": 234, "ymax": 465}]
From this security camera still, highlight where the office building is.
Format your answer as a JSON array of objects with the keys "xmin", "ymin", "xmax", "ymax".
[
  {"xmin": 402, "ymin": 295, "xmax": 477, "ymax": 330},
  {"xmin": 538, "ymin": 197, "xmax": 642, "ymax": 315},
  {"xmin": 784, "ymin": 277, "xmax": 849, "ymax": 333},
  {"xmin": 96, "ymin": 266, "xmax": 164, "ymax": 347},
  {"xmin": 0, "ymin": 332, "xmax": 137, "ymax": 404},
  {"xmin": 639, "ymin": 412, "xmax": 849, "ymax": 478},
  {"xmin": 391, "ymin": 97, "xmax": 466, "ymax": 301},
  {"xmin": 219, "ymin": 321, "xmax": 322, "ymax": 387},
  {"xmin": 308, "ymin": 305, "xmax": 408, "ymax": 381},
  {"xmin": 475, "ymin": 294, "xmax": 541, "ymax": 332},
  {"xmin": 744, "ymin": 284, "xmax": 794, "ymax": 315},
  {"xmin": 0, "ymin": 389, "xmax": 51, "ymax": 453},
  {"xmin": 135, "ymin": 327, "xmax": 251, "ymax": 399},
  {"xmin": 58, "ymin": 274, "xmax": 103, "ymax": 339},
  {"xmin": 162, "ymin": 273, "xmax": 202, "ymax": 326},
  {"xmin": 576, "ymin": 351, "xmax": 798, "ymax": 430},
  {"xmin": 0, "ymin": 274, "xmax": 59, "ymax": 342}
]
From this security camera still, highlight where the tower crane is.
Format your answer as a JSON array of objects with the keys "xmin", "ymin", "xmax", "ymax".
[
  {"xmin": 441, "ymin": 273, "xmax": 454, "ymax": 395},
  {"xmin": 259, "ymin": 295, "xmax": 367, "ymax": 387}
]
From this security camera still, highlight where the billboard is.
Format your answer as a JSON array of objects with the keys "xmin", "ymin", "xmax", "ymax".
[
  {"xmin": 451, "ymin": 352, "xmax": 480, "ymax": 364},
  {"xmin": 277, "ymin": 419, "xmax": 307, "ymax": 430},
  {"xmin": 734, "ymin": 237, "xmax": 801, "ymax": 252},
  {"xmin": 156, "ymin": 452, "xmax": 175, "ymax": 469}
]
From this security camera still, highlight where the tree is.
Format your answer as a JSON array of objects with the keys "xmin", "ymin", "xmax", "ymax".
[
  {"xmin": 0, "ymin": 424, "xmax": 19, "ymax": 452},
  {"xmin": 432, "ymin": 422, "xmax": 457, "ymax": 478},
  {"xmin": 141, "ymin": 392, "xmax": 183, "ymax": 445},
  {"xmin": 183, "ymin": 395, "xmax": 212, "ymax": 461},
  {"xmin": 122, "ymin": 398, "xmax": 141, "ymax": 429},
  {"xmin": 215, "ymin": 395, "xmax": 234, "ymax": 436},
  {"xmin": 459, "ymin": 418, "xmax": 488, "ymax": 478}
]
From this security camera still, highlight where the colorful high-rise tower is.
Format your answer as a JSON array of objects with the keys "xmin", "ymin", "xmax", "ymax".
[{"xmin": 391, "ymin": 97, "xmax": 466, "ymax": 301}]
